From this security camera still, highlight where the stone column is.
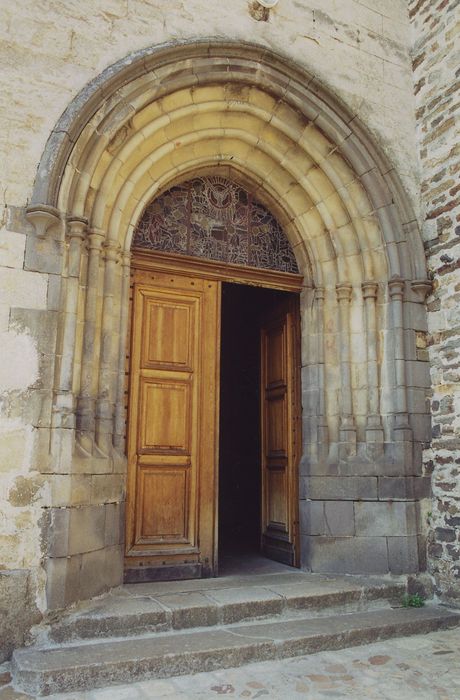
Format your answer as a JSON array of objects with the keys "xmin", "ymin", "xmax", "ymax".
[
  {"xmin": 95, "ymin": 240, "xmax": 121, "ymax": 455},
  {"xmin": 362, "ymin": 281, "xmax": 384, "ymax": 456},
  {"xmin": 50, "ymin": 217, "xmax": 87, "ymax": 467},
  {"xmin": 114, "ymin": 251, "xmax": 132, "ymax": 452},
  {"xmin": 388, "ymin": 277, "xmax": 412, "ymax": 427},
  {"xmin": 336, "ymin": 283, "xmax": 356, "ymax": 455},
  {"xmin": 388, "ymin": 276, "xmax": 413, "ymax": 471},
  {"xmin": 58, "ymin": 218, "xmax": 87, "ymax": 395},
  {"xmin": 314, "ymin": 287, "xmax": 329, "ymax": 460},
  {"xmin": 76, "ymin": 229, "xmax": 105, "ymax": 454}
]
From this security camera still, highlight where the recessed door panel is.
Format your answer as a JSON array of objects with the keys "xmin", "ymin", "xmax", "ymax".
[
  {"xmin": 267, "ymin": 469, "xmax": 286, "ymax": 526},
  {"xmin": 266, "ymin": 325, "xmax": 286, "ymax": 386},
  {"xmin": 138, "ymin": 378, "xmax": 192, "ymax": 454},
  {"xmin": 136, "ymin": 467, "xmax": 189, "ymax": 542},
  {"xmin": 266, "ymin": 392, "xmax": 287, "ymax": 455},
  {"xmin": 141, "ymin": 299, "xmax": 194, "ymax": 370}
]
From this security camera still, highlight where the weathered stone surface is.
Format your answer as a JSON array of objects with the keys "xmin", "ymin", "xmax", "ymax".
[
  {"xmin": 354, "ymin": 502, "xmax": 418, "ymax": 537},
  {"xmin": 12, "ymin": 606, "xmax": 460, "ymax": 695},
  {"xmin": 0, "ymin": 0, "xmax": 456, "ymax": 626},
  {"xmin": 410, "ymin": 0, "xmax": 460, "ymax": 603},
  {"xmin": 0, "ymin": 571, "xmax": 41, "ymax": 663},
  {"xmin": 301, "ymin": 477, "xmax": 378, "ymax": 501},
  {"xmin": 303, "ymin": 536, "xmax": 390, "ymax": 575}
]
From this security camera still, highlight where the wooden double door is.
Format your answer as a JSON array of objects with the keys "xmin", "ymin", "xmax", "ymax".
[{"xmin": 125, "ymin": 254, "xmax": 302, "ymax": 582}]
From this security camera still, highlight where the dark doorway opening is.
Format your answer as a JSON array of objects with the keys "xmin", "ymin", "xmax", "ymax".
[{"xmin": 218, "ymin": 281, "xmax": 294, "ymax": 567}]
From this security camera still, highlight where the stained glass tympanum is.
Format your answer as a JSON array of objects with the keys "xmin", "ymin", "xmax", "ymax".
[{"xmin": 132, "ymin": 176, "xmax": 299, "ymax": 274}]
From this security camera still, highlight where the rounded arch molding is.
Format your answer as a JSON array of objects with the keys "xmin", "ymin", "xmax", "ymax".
[{"xmin": 24, "ymin": 41, "xmax": 433, "ymax": 604}]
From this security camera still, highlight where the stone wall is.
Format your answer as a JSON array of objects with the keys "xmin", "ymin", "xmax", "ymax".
[
  {"xmin": 409, "ymin": 0, "xmax": 460, "ymax": 605},
  {"xmin": 0, "ymin": 0, "xmax": 425, "ymax": 645}
]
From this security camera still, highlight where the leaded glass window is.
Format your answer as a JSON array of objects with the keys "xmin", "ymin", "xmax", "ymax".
[{"xmin": 132, "ymin": 176, "xmax": 299, "ymax": 274}]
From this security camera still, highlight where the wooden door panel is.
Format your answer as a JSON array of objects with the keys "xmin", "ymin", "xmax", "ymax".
[
  {"xmin": 266, "ymin": 392, "xmax": 287, "ymax": 455},
  {"xmin": 261, "ymin": 296, "xmax": 300, "ymax": 566},
  {"xmin": 266, "ymin": 325, "xmax": 286, "ymax": 386},
  {"xmin": 126, "ymin": 269, "xmax": 219, "ymax": 579},
  {"xmin": 136, "ymin": 467, "xmax": 189, "ymax": 542},
  {"xmin": 141, "ymin": 298, "xmax": 194, "ymax": 370},
  {"xmin": 267, "ymin": 469, "xmax": 287, "ymax": 526},
  {"xmin": 138, "ymin": 378, "xmax": 192, "ymax": 454}
]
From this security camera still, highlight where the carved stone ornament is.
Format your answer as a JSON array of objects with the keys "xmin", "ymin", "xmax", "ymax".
[{"xmin": 26, "ymin": 204, "xmax": 61, "ymax": 239}]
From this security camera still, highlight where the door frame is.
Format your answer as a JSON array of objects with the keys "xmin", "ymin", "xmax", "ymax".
[{"xmin": 126, "ymin": 248, "xmax": 303, "ymax": 578}]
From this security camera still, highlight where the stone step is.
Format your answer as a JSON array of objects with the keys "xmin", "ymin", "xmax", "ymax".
[
  {"xmin": 13, "ymin": 605, "xmax": 460, "ymax": 696},
  {"xmin": 41, "ymin": 573, "xmax": 407, "ymax": 644}
]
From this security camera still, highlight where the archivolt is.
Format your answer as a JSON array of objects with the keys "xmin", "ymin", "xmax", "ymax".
[
  {"xmin": 26, "ymin": 41, "xmax": 430, "ymax": 463},
  {"xmin": 31, "ymin": 40, "xmax": 426, "ymax": 285}
]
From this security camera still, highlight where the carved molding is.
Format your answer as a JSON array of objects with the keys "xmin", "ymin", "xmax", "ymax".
[
  {"xmin": 26, "ymin": 204, "xmax": 61, "ymax": 239},
  {"xmin": 411, "ymin": 278, "xmax": 432, "ymax": 302}
]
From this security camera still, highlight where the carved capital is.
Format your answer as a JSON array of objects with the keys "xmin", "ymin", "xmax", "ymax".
[
  {"xmin": 26, "ymin": 204, "xmax": 61, "ymax": 239},
  {"xmin": 66, "ymin": 216, "xmax": 88, "ymax": 241},
  {"xmin": 314, "ymin": 286, "xmax": 325, "ymax": 303},
  {"xmin": 361, "ymin": 281, "xmax": 378, "ymax": 300},
  {"xmin": 87, "ymin": 229, "xmax": 105, "ymax": 252},
  {"xmin": 411, "ymin": 279, "xmax": 432, "ymax": 302},
  {"xmin": 121, "ymin": 251, "xmax": 132, "ymax": 268},
  {"xmin": 103, "ymin": 240, "xmax": 121, "ymax": 263},
  {"xmin": 336, "ymin": 283, "xmax": 352, "ymax": 303},
  {"xmin": 388, "ymin": 275, "xmax": 405, "ymax": 300}
]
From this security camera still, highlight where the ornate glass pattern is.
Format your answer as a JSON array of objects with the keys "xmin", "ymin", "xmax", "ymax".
[{"xmin": 132, "ymin": 176, "xmax": 299, "ymax": 273}]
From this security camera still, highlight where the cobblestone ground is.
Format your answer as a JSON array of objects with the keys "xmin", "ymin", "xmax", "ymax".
[{"xmin": 1, "ymin": 628, "xmax": 460, "ymax": 700}]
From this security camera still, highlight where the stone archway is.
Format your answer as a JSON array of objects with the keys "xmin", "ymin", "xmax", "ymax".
[{"xmin": 25, "ymin": 41, "xmax": 431, "ymax": 609}]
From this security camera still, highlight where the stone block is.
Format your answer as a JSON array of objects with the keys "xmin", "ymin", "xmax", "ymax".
[
  {"xmin": 378, "ymin": 476, "xmax": 413, "ymax": 499},
  {"xmin": 49, "ymin": 474, "xmax": 92, "ymax": 507},
  {"xmin": 0, "ymin": 569, "xmax": 41, "ymax": 662},
  {"xmin": 0, "ymin": 267, "xmax": 47, "ymax": 310},
  {"xmin": 302, "ymin": 476, "xmax": 377, "ymax": 500},
  {"xmin": 45, "ymin": 554, "xmax": 82, "ymax": 610},
  {"xmin": 9, "ymin": 308, "xmax": 58, "ymax": 355},
  {"xmin": 78, "ymin": 547, "xmax": 117, "ymax": 602},
  {"xmin": 104, "ymin": 503, "xmax": 123, "ymax": 546},
  {"xmin": 378, "ymin": 476, "xmax": 431, "ymax": 500},
  {"xmin": 302, "ymin": 536, "xmax": 389, "ymax": 575},
  {"xmin": 156, "ymin": 592, "xmax": 219, "ymax": 629},
  {"xmin": 24, "ymin": 234, "xmax": 64, "ymax": 275},
  {"xmin": 0, "ymin": 229, "xmax": 26, "ymax": 268},
  {"xmin": 354, "ymin": 501, "xmax": 418, "ymax": 537},
  {"xmin": 410, "ymin": 413, "xmax": 431, "ymax": 442},
  {"xmin": 103, "ymin": 544, "xmax": 124, "ymax": 591},
  {"xmin": 68, "ymin": 505, "xmax": 106, "ymax": 555},
  {"xmin": 324, "ymin": 501, "xmax": 355, "ymax": 536},
  {"xmin": 43, "ymin": 507, "xmax": 70, "ymax": 557},
  {"xmin": 0, "ymin": 423, "xmax": 33, "ymax": 474},
  {"xmin": 387, "ymin": 536, "xmax": 421, "ymax": 574},
  {"xmin": 91, "ymin": 474, "xmax": 124, "ymax": 504},
  {"xmin": 407, "ymin": 387, "xmax": 430, "ymax": 413},
  {"xmin": 300, "ymin": 500, "xmax": 324, "ymax": 535}
]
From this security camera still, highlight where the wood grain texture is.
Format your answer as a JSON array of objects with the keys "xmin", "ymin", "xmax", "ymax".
[{"xmin": 126, "ymin": 266, "xmax": 220, "ymax": 574}]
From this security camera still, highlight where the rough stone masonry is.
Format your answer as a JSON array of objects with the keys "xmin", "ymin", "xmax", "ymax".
[{"xmin": 410, "ymin": 0, "xmax": 460, "ymax": 605}]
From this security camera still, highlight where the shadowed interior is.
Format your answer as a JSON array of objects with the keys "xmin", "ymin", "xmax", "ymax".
[{"xmin": 218, "ymin": 282, "xmax": 293, "ymax": 558}]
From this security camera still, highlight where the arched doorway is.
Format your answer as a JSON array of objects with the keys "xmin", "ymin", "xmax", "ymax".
[
  {"xmin": 24, "ymin": 41, "xmax": 431, "ymax": 609},
  {"xmin": 125, "ymin": 176, "xmax": 302, "ymax": 581}
]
